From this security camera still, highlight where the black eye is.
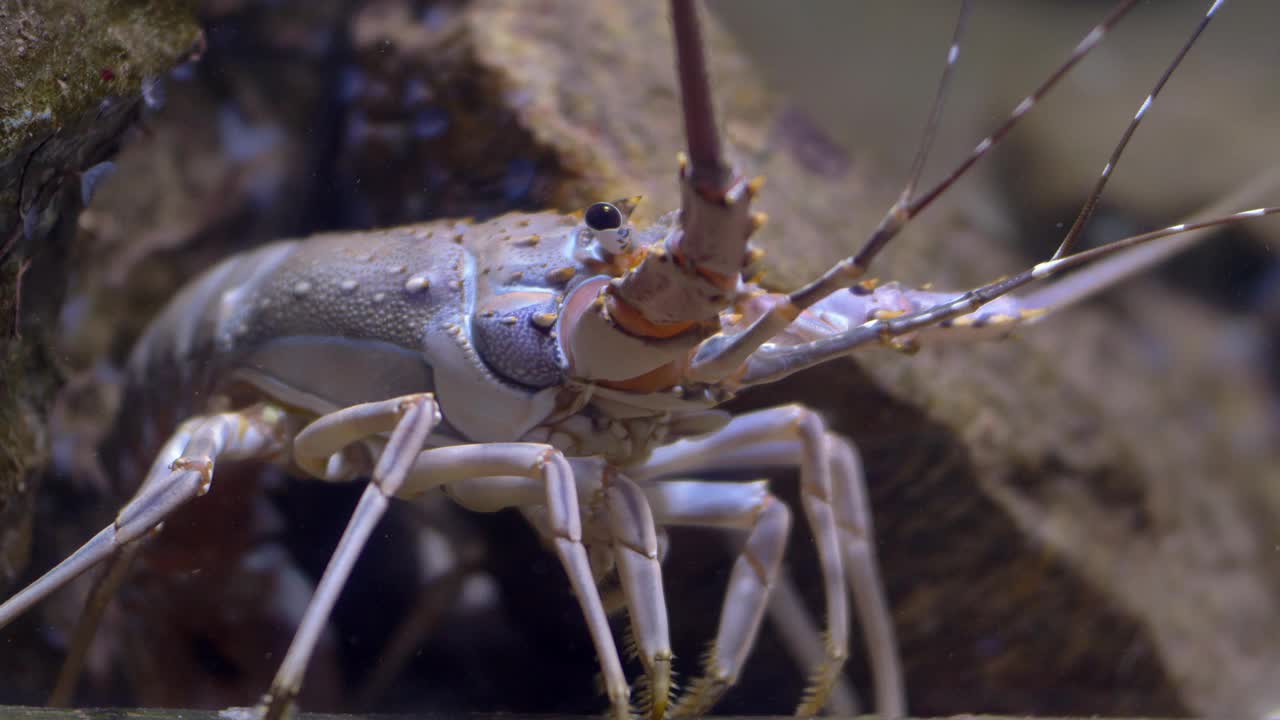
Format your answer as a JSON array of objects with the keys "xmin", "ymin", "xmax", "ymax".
[{"xmin": 585, "ymin": 202, "xmax": 623, "ymax": 231}]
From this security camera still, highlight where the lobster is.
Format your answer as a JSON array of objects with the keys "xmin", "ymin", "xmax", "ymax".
[{"xmin": 2, "ymin": 0, "xmax": 1276, "ymax": 719}]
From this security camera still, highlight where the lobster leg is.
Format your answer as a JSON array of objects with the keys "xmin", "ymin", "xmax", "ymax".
[
  {"xmin": 49, "ymin": 407, "xmax": 293, "ymax": 705},
  {"xmin": 500, "ymin": 461, "xmax": 674, "ymax": 720},
  {"xmin": 0, "ymin": 403, "xmax": 290, "ymax": 643},
  {"xmin": 48, "ymin": 544, "xmax": 140, "ymax": 705},
  {"xmin": 825, "ymin": 434, "xmax": 901, "ymax": 720},
  {"xmin": 399, "ymin": 446, "xmax": 631, "ymax": 720},
  {"xmin": 633, "ymin": 405, "xmax": 903, "ymax": 719},
  {"xmin": 599, "ymin": 465, "xmax": 673, "ymax": 720},
  {"xmin": 561, "ymin": 467, "xmax": 855, "ymax": 715},
  {"xmin": 354, "ymin": 496, "xmax": 492, "ymax": 709},
  {"xmin": 640, "ymin": 479, "xmax": 791, "ymax": 718},
  {"xmin": 259, "ymin": 393, "xmax": 440, "ymax": 720},
  {"xmin": 766, "ymin": 565, "xmax": 858, "ymax": 715}
]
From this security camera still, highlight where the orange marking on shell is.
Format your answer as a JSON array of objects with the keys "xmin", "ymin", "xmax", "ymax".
[
  {"xmin": 598, "ymin": 361, "xmax": 686, "ymax": 393},
  {"xmin": 693, "ymin": 262, "xmax": 737, "ymax": 289},
  {"xmin": 604, "ymin": 290, "xmax": 696, "ymax": 339},
  {"xmin": 546, "ymin": 266, "xmax": 578, "ymax": 284},
  {"xmin": 669, "ymin": 243, "xmax": 739, "ymax": 291},
  {"xmin": 609, "ymin": 245, "xmax": 649, "ymax": 275}
]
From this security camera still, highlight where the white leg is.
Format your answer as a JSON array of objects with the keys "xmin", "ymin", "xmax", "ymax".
[
  {"xmin": 47, "ymin": 544, "xmax": 140, "ymax": 706},
  {"xmin": 259, "ymin": 393, "xmax": 440, "ymax": 720},
  {"xmin": 643, "ymin": 479, "xmax": 792, "ymax": 718},
  {"xmin": 499, "ymin": 462, "xmax": 674, "ymax": 720},
  {"xmin": 633, "ymin": 404, "xmax": 904, "ymax": 719},
  {"xmin": 354, "ymin": 497, "xmax": 490, "ymax": 710},
  {"xmin": 519, "ymin": 501, "xmax": 666, "ymax": 619},
  {"xmin": 602, "ymin": 466, "xmax": 673, "ymax": 720},
  {"xmin": 0, "ymin": 404, "xmax": 290, "ymax": 642},
  {"xmin": 405, "ymin": 446, "xmax": 631, "ymax": 720},
  {"xmin": 515, "ymin": 467, "xmax": 676, "ymax": 720},
  {"xmin": 767, "ymin": 566, "xmax": 859, "ymax": 716},
  {"xmin": 827, "ymin": 434, "xmax": 901, "ymax": 720},
  {"xmin": 48, "ymin": 410, "xmax": 243, "ymax": 706}
]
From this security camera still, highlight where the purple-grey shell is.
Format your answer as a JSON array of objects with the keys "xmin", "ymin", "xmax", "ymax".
[{"xmin": 124, "ymin": 211, "xmax": 596, "ymax": 446}]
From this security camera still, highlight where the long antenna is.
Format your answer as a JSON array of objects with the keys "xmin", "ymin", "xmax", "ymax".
[
  {"xmin": 672, "ymin": 0, "xmax": 730, "ymax": 196},
  {"xmin": 899, "ymin": 0, "xmax": 973, "ymax": 206},
  {"xmin": 903, "ymin": 0, "xmax": 1139, "ymax": 220},
  {"xmin": 789, "ymin": 0, "xmax": 1142, "ymax": 313},
  {"xmin": 743, "ymin": 205, "xmax": 1280, "ymax": 386},
  {"xmin": 1052, "ymin": 0, "xmax": 1227, "ymax": 260}
]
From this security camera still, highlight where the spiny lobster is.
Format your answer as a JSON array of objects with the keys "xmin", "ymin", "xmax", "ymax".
[{"xmin": 3, "ymin": 1, "xmax": 1276, "ymax": 719}]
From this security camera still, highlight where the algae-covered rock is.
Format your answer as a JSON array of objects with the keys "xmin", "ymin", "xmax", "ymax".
[
  {"xmin": 0, "ymin": 0, "xmax": 201, "ymax": 586},
  {"xmin": 0, "ymin": 1, "xmax": 201, "ymax": 699},
  {"xmin": 0, "ymin": 0, "xmax": 204, "ymax": 239}
]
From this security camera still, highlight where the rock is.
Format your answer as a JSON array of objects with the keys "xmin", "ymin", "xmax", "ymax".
[
  {"xmin": 0, "ymin": 0, "xmax": 202, "ymax": 596},
  {"xmin": 0, "ymin": 0, "xmax": 202, "ymax": 704}
]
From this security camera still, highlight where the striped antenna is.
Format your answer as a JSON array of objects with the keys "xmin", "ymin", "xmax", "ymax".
[
  {"xmin": 790, "ymin": 0, "xmax": 1142, "ymax": 312},
  {"xmin": 902, "ymin": 0, "xmax": 1140, "ymax": 221},
  {"xmin": 889, "ymin": 206, "xmax": 1280, "ymax": 339},
  {"xmin": 1052, "ymin": 0, "xmax": 1228, "ymax": 260},
  {"xmin": 899, "ymin": 0, "xmax": 972, "ymax": 206},
  {"xmin": 744, "ymin": 205, "xmax": 1280, "ymax": 386}
]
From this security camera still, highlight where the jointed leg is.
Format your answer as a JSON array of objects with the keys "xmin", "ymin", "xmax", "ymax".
[
  {"xmin": 50, "ymin": 411, "xmax": 239, "ymax": 705},
  {"xmin": 0, "ymin": 404, "xmax": 291, "ymax": 702},
  {"xmin": 516, "ymin": 465, "xmax": 674, "ymax": 720},
  {"xmin": 601, "ymin": 466, "xmax": 673, "ymax": 720},
  {"xmin": 47, "ymin": 545, "xmax": 140, "ymax": 706},
  {"xmin": 827, "ymin": 434, "xmax": 901, "ymax": 720},
  {"xmin": 641, "ymin": 479, "xmax": 791, "ymax": 718},
  {"xmin": 636, "ymin": 406, "xmax": 850, "ymax": 715},
  {"xmin": 766, "ymin": 567, "xmax": 858, "ymax": 715},
  {"xmin": 408, "ymin": 446, "xmax": 632, "ymax": 720},
  {"xmin": 259, "ymin": 393, "xmax": 440, "ymax": 720},
  {"xmin": 633, "ymin": 404, "xmax": 904, "ymax": 718}
]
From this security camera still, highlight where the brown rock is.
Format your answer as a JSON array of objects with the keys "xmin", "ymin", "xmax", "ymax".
[{"xmin": 0, "ymin": 0, "xmax": 202, "ymax": 593}]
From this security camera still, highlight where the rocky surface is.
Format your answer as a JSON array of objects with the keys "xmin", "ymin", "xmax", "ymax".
[{"xmin": 0, "ymin": 0, "xmax": 202, "ymax": 703}]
